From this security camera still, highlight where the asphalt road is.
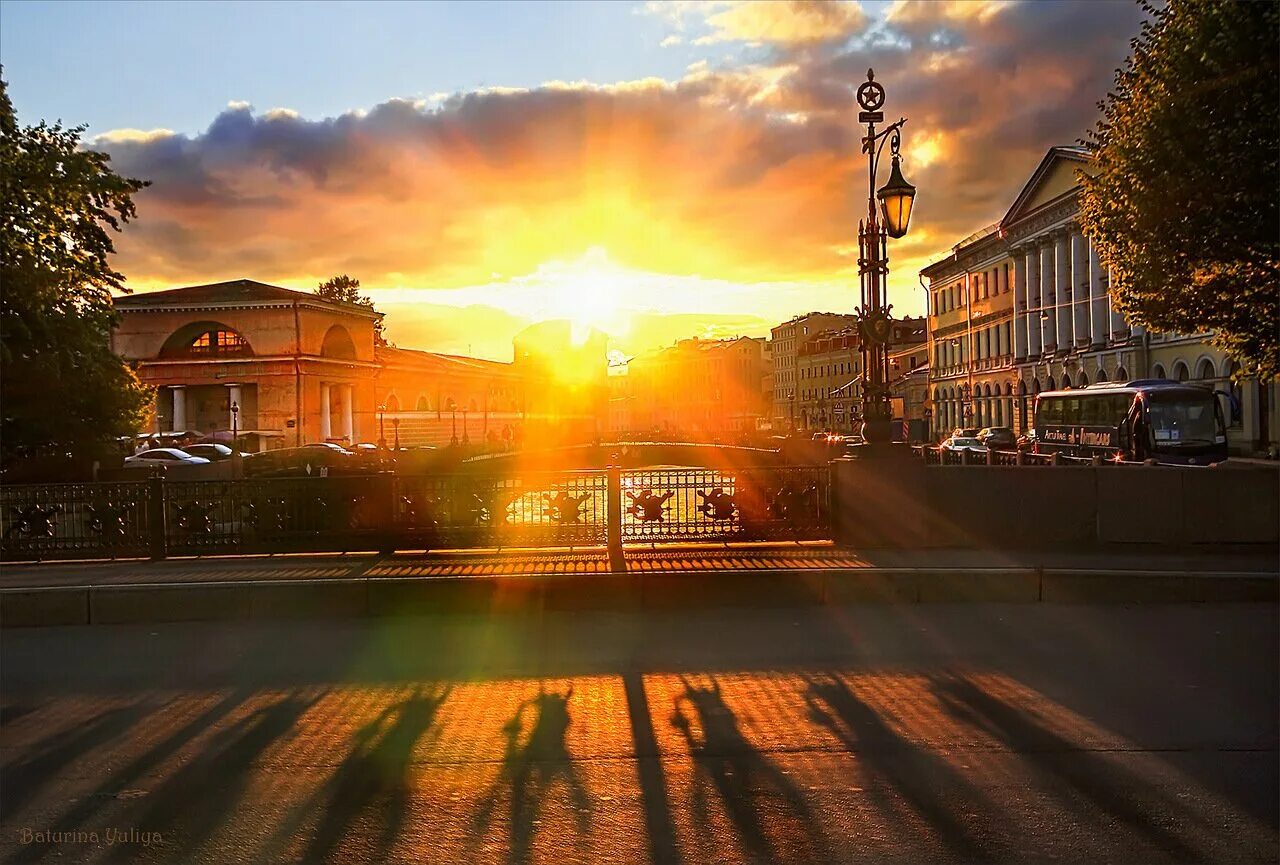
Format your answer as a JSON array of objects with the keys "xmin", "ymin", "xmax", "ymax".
[{"xmin": 2, "ymin": 604, "xmax": 1276, "ymax": 864}]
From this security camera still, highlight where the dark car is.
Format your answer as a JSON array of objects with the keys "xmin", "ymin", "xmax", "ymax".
[
  {"xmin": 977, "ymin": 427, "xmax": 1016, "ymax": 449},
  {"xmin": 243, "ymin": 444, "xmax": 364, "ymax": 478},
  {"xmin": 184, "ymin": 443, "xmax": 249, "ymax": 462}
]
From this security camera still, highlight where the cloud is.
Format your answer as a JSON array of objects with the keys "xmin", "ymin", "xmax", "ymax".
[
  {"xmin": 695, "ymin": 1, "xmax": 868, "ymax": 46},
  {"xmin": 96, "ymin": 0, "xmax": 1148, "ymax": 353}
]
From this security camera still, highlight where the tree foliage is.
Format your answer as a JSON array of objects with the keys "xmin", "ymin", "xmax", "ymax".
[
  {"xmin": 316, "ymin": 274, "xmax": 388, "ymax": 346},
  {"xmin": 1078, "ymin": 0, "xmax": 1279, "ymax": 380},
  {"xmin": 0, "ymin": 73, "xmax": 153, "ymax": 466}
]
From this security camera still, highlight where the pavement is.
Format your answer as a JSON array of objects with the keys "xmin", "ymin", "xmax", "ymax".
[
  {"xmin": 2, "ymin": 544, "xmax": 1276, "ymax": 588},
  {"xmin": 3, "ymin": 545, "xmax": 1275, "ymax": 628},
  {"xmin": 1, "ymin": 604, "xmax": 1276, "ymax": 864}
]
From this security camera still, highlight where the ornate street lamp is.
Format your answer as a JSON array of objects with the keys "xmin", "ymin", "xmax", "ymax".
[
  {"xmin": 855, "ymin": 68, "xmax": 917, "ymax": 445},
  {"xmin": 392, "ymin": 417, "xmax": 401, "ymax": 451},
  {"xmin": 377, "ymin": 403, "xmax": 387, "ymax": 449},
  {"xmin": 446, "ymin": 398, "xmax": 458, "ymax": 446},
  {"xmin": 230, "ymin": 401, "xmax": 240, "ymax": 477}
]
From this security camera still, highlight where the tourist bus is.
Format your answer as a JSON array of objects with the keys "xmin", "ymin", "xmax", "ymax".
[{"xmin": 1030, "ymin": 380, "xmax": 1228, "ymax": 465}]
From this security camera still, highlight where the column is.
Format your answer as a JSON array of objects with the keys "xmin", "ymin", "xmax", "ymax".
[
  {"xmin": 1055, "ymin": 231, "xmax": 1072, "ymax": 351},
  {"xmin": 320, "ymin": 382, "xmax": 332, "ymax": 441},
  {"xmin": 1013, "ymin": 251, "xmax": 1028, "ymax": 360},
  {"xmin": 226, "ymin": 384, "xmax": 242, "ymax": 432},
  {"xmin": 1028, "ymin": 246, "xmax": 1043, "ymax": 357},
  {"xmin": 171, "ymin": 386, "xmax": 186, "ymax": 433},
  {"xmin": 1088, "ymin": 239, "xmax": 1108, "ymax": 349},
  {"xmin": 1039, "ymin": 242, "xmax": 1055, "ymax": 354},
  {"xmin": 340, "ymin": 384, "xmax": 354, "ymax": 441},
  {"xmin": 1107, "ymin": 267, "xmax": 1124, "ymax": 339},
  {"xmin": 1071, "ymin": 231, "xmax": 1089, "ymax": 349}
]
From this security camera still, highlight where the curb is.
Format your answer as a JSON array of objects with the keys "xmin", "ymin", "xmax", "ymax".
[{"xmin": 0, "ymin": 567, "xmax": 1275, "ymax": 628}]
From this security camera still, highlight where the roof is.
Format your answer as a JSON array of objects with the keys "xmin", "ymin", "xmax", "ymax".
[
  {"xmin": 113, "ymin": 278, "xmax": 382, "ymax": 318},
  {"xmin": 999, "ymin": 145, "xmax": 1094, "ymax": 228},
  {"xmin": 377, "ymin": 345, "xmax": 517, "ymax": 376}
]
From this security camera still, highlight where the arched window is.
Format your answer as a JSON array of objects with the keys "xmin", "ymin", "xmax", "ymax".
[
  {"xmin": 1096, "ymin": 368, "xmax": 1109, "ymax": 383},
  {"xmin": 1194, "ymin": 358, "xmax": 1215, "ymax": 381},
  {"xmin": 1060, "ymin": 372, "xmax": 1073, "ymax": 390},
  {"xmin": 1078, "ymin": 372, "xmax": 1089, "ymax": 386},
  {"xmin": 1173, "ymin": 361, "xmax": 1190, "ymax": 382},
  {"xmin": 1151, "ymin": 363, "xmax": 1166, "ymax": 380},
  {"xmin": 190, "ymin": 329, "xmax": 249, "ymax": 356},
  {"xmin": 1046, "ymin": 376, "xmax": 1056, "ymax": 391},
  {"xmin": 1115, "ymin": 366, "xmax": 1128, "ymax": 381},
  {"xmin": 321, "ymin": 325, "xmax": 357, "ymax": 360},
  {"xmin": 386, "ymin": 394, "xmax": 400, "ymax": 412},
  {"xmin": 416, "ymin": 395, "xmax": 430, "ymax": 411},
  {"xmin": 159, "ymin": 321, "xmax": 253, "ymax": 359}
]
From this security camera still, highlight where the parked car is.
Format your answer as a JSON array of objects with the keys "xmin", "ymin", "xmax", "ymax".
[
  {"xmin": 939, "ymin": 436, "xmax": 989, "ymax": 455},
  {"xmin": 977, "ymin": 427, "xmax": 1016, "ymax": 449},
  {"xmin": 123, "ymin": 448, "xmax": 211, "ymax": 469},
  {"xmin": 243, "ymin": 444, "xmax": 363, "ymax": 478},
  {"xmin": 183, "ymin": 443, "xmax": 248, "ymax": 462},
  {"xmin": 952, "ymin": 427, "xmax": 980, "ymax": 439}
]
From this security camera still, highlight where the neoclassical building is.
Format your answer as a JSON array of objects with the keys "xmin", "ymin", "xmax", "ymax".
[
  {"xmin": 113, "ymin": 279, "xmax": 382, "ymax": 448},
  {"xmin": 1002, "ymin": 146, "xmax": 1145, "ymax": 429},
  {"xmin": 921, "ymin": 224, "xmax": 1017, "ymax": 438},
  {"xmin": 922, "ymin": 146, "xmax": 1278, "ymax": 454}
]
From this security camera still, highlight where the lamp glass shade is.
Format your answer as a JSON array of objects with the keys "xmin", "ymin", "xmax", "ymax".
[{"xmin": 877, "ymin": 155, "xmax": 916, "ymax": 239}]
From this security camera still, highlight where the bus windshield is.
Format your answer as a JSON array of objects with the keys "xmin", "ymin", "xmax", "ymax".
[{"xmin": 1145, "ymin": 391, "xmax": 1221, "ymax": 447}]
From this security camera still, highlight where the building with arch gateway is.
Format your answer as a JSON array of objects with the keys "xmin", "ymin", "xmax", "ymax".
[
  {"xmin": 923, "ymin": 147, "xmax": 1277, "ymax": 455},
  {"xmin": 112, "ymin": 279, "xmax": 601, "ymax": 450}
]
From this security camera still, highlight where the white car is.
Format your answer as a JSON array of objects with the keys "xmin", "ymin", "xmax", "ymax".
[
  {"xmin": 939, "ymin": 436, "xmax": 989, "ymax": 454},
  {"xmin": 123, "ymin": 447, "xmax": 211, "ymax": 468}
]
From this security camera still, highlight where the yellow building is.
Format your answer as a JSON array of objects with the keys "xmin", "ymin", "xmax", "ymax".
[
  {"xmin": 923, "ymin": 145, "xmax": 1278, "ymax": 455},
  {"xmin": 921, "ymin": 226, "xmax": 1018, "ymax": 438}
]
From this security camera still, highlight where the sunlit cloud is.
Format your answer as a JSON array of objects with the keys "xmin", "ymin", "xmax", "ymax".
[{"xmin": 95, "ymin": 0, "xmax": 1145, "ymax": 355}]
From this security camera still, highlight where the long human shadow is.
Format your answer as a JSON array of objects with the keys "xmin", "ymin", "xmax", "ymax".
[
  {"xmin": 803, "ymin": 673, "xmax": 995, "ymax": 862},
  {"xmin": 669, "ymin": 677, "xmax": 825, "ymax": 864},
  {"xmin": 2, "ymin": 701, "xmax": 155, "ymax": 814},
  {"xmin": 621, "ymin": 672, "xmax": 682, "ymax": 865},
  {"xmin": 930, "ymin": 673, "xmax": 1204, "ymax": 863},
  {"xmin": 472, "ymin": 686, "xmax": 590, "ymax": 865},
  {"xmin": 107, "ymin": 692, "xmax": 319, "ymax": 863},
  {"xmin": 11, "ymin": 689, "xmax": 251, "ymax": 864},
  {"xmin": 294, "ymin": 685, "xmax": 451, "ymax": 864}
]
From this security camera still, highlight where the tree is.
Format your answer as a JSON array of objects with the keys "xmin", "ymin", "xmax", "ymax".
[
  {"xmin": 0, "ymin": 73, "xmax": 152, "ymax": 468},
  {"xmin": 316, "ymin": 274, "xmax": 388, "ymax": 346},
  {"xmin": 1078, "ymin": 0, "xmax": 1279, "ymax": 380}
]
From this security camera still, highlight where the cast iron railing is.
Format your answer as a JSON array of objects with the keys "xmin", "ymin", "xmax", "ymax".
[{"xmin": 1, "ymin": 466, "xmax": 831, "ymax": 561}]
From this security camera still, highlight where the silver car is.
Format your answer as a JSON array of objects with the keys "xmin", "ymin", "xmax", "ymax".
[{"xmin": 123, "ymin": 447, "xmax": 211, "ymax": 468}]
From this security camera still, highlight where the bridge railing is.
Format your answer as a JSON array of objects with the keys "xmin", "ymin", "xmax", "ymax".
[
  {"xmin": 910, "ymin": 444, "xmax": 1178, "ymax": 468},
  {"xmin": 1, "ymin": 465, "xmax": 833, "ymax": 562}
]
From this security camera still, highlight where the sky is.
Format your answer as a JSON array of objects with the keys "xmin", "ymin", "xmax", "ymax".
[{"xmin": 1, "ymin": 0, "xmax": 1147, "ymax": 360}]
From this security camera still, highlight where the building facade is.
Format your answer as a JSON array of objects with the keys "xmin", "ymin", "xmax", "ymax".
[
  {"xmin": 769, "ymin": 312, "xmax": 858, "ymax": 430},
  {"xmin": 625, "ymin": 336, "xmax": 769, "ymax": 438},
  {"xmin": 922, "ymin": 226, "xmax": 1018, "ymax": 438},
  {"xmin": 112, "ymin": 279, "xmax": 383, "ymax": 449},
  {"xmin": 923, "ymin": 146, "xmax": 1278, "ymax": 454},
  {"xmin": 113, "ymin": 279, "xmax": 547, "ymax": 451}
]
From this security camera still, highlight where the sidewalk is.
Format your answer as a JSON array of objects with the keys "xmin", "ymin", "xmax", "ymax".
[
  {"xmin": 0, "ymin": 543, "xmax": 1275, "ymax": 589},
  {"xmin": 1, "ymin": 542, "xmax": 1276, "ymax": 629}
]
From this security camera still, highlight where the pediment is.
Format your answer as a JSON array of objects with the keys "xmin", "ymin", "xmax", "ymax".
[{"xmin": 1000, "ymin": 147, "xmax": 1094, "ymax": 228}]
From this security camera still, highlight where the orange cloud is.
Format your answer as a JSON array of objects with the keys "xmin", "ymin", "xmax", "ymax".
[{"xmin": 95, "ymin": 0, "xmax": 1146, "ymax": 355}]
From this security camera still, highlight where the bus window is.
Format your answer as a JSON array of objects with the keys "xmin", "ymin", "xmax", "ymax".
[
  {"xmin": 1063, "ymin": 397, "xmax": 1082, "ymax": 426},
  {"xmin": 1109, "ymin": 394, "xmax": 1134, "ymax": 425},
  {"xmin": 1038, "ymin": 398, "xmax": 1063, "ymax": 426}
]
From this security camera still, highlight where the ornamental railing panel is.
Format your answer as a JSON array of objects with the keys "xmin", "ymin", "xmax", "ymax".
[
  {"xmin": 1, "ymin": 481, "xmax": 152, "ymax": 561},
  {"xmin": 393, "ymin": 471, "xmax": 608, "ymax": 549},
  {"xmin": 619, "ymin": 466, "xmax": 830, "ymax": 544}
]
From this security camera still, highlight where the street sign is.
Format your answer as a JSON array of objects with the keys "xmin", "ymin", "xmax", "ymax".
[{"xmin": 835, "ymin": 402, "xmax": 844, "ymax": 416}]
